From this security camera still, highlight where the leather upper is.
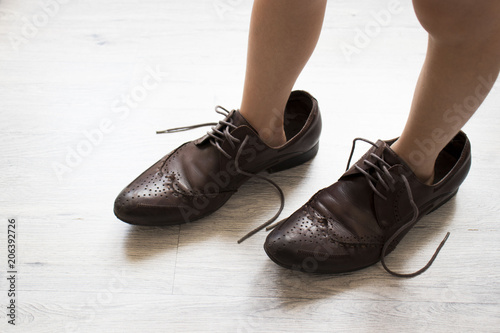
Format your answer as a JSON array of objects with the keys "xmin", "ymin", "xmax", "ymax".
[
  {"xmin": 264, "ymin": 131, "xmax": 471, "ymax": 273},
  {"xmin": 114, "ymin": 90, "xmax": 322, "ymax": 225}
]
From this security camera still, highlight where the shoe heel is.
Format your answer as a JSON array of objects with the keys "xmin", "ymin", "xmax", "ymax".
[{"xmin": 267, "ymin": 143, "xmax": 319, "ymax": 174}]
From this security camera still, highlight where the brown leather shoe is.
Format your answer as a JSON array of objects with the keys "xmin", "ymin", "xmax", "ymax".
[
  {"xmin": 114, "ymin": 90, "xmax": 322, "ymax": 226},
  {"xmin": 264, "ymin": 131, "xmax": 471, "ymax": 277}
]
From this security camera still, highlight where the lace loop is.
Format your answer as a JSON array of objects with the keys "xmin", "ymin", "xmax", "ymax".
[{"xmin": 157, "ymin": 106, "xmax": 240, "ymax": 160}]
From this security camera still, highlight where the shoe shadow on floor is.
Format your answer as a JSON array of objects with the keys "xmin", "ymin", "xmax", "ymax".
[
  {"xmin": 124, "ymin": 225, "xmax": 180, "ymax": 261},
  {"xmin": 123, "ymin": 161, "xmax": 315, "ymax": 260},
  {"xmin": 257, "ymin": 196, "xmax": 458, "ymax": 303}
]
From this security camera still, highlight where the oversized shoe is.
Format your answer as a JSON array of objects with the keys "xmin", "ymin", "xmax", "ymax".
[
  {"xmin": 264, "ymin": 132, "xmax": 471, "ymax": 277},
  {"xmin": 114, "ymin": 91, "xmax": 322, "ymax": 226}
]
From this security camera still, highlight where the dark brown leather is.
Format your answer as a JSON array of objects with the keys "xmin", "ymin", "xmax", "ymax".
[
  {"xmin": 114, "ymin": 90, "xmax": 322, "ymax": 225},
  {"xmin": 264, "ymin": 131, "xmax": 471, "ymax": 274}
]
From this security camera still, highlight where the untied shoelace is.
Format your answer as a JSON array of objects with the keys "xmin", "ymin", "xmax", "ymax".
[
  {"xmin": 346, "ymin": 138, "xmax": 451, "ymax": 278},
  {"xmin": 157, "ymin": 106, "xmax": 285, "ymax": 244},
  {"xmin": 158, "ymin": 109, "xmax": 450, "ymax": 277}
]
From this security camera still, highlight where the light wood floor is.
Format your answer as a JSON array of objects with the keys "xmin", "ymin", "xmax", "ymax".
[{"xmin": 1, "ymin": 0, "xmax": 499, "ymax": 332}]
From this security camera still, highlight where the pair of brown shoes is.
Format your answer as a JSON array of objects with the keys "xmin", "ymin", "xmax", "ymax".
[{"xmin": 114, "ymin": 91, "xmax": 471, "ymax": 277}]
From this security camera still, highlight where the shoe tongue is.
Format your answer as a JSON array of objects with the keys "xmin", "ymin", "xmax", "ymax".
[
  {"xmin": 230, "ymin": 110, "xmax": 256, "ymax": 130},
  {"xmin": 378, "ymin": 141, "xmax": 401, "ymax": 165},
  {"xmin": 193, "ymin": 110, "xmax": 256, "ymax": 145},
  {"xmin": 379, "ymin": 140, "xmax": 412, "ymax": 170},
  {"xmin": 342, "ymin": 139, "xmax": 409, "ymax": 177}
]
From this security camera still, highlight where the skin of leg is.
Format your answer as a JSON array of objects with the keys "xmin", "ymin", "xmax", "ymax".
[
  {"xmin": 239, "ymin": 0, "xmax": 327, "ymax": 147},
  {"xmin": 391, "ymin": 0, "xmax": 500, "ymax": 184}
]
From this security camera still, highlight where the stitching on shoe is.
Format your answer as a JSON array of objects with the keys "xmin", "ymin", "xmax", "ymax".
[
  {"xmin": 306, "ymin": 205, "xmax": 385, "ymax": 247},
  {"xmin": 390, "ymin": 186, "xmax": 406, "ymax": 228}
]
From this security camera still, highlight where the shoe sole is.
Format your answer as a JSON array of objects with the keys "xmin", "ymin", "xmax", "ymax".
[{"xmin": 267, "ymin": 142, "xmax": 319, "ymax": 174}]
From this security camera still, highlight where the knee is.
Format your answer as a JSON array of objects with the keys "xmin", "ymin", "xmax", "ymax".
[{"xmin": 412, "ymin": 0, "xmax": 500, "ymax": 46}]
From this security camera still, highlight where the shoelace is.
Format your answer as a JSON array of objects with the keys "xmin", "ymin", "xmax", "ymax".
[
  {"xmin": 157, "ymin": 106, "xmax": 285, "ymax": 243},
  {"xmin": 346, "ymin": 138, "xmax": 450, "ymax": 278}
]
